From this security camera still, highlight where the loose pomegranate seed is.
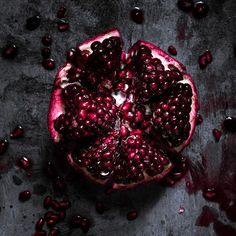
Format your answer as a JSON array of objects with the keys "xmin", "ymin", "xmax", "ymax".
[
  {"xmin": 66, "ymin": 48, "xmax": 76, "ymax": 63},
  {"xmin": 2, "ymin": 44, "xmax": 18, "ymax": 59},
  {"xmin": 0, "ymin": 139, "xmax": 8, "ymax": 155},
  {"xmin": 41, "ymin": 48, "xmax": 51, "ymax": 59},
  {"xmin": 212, "ymin": 129, "xmax": 222, "ymax": 142},
  {"xmin": 193, "ymin": 1, "xmax": 209, "ymax": 19},
  {"xmin": 17, "ymin": 156, "xmax": 32, "ymax": 170},
  {"xmin": 178, "ymin": 207, "xmax": 185, "ymax": 214},
  {"xmin": 198, "ymin": 51, "xmax": 212, "ymax": 69},
  {"xmin": 130, "ymin": 7, "xmax": 144, "ymax": 24},
  {"xmin": 47, "ymin": 219, "xmax": 57, "ymax": 227},
  {"xmin": 26, "ymin": 15, "xmax": 41, "ymax": 30},
  {"xmin": 71, "ymin": 215, "xmax": 91, "ymax": 233},
  {"xmin": 10, "ymin": 125, "xmax": 23, "ymax": 138},
  {"xmin": 96, "ymin": 201, "xmax": 105, "ymax": 214},
  {"xmin": 51, "ymin": 200, "xmax": 61, "ymax": 212},
  {"xmin": 59, "ymin": 200, "xmax": 71, "ymax": 210},
  {"xmin": 196, "ymin": 114, "xmax": 203, "ymax": 125},
  {"xmin": 127, "ymin": 210, "xmax": 138, "ymax": 221},
  {"xmin": 48, "ymin": 228, "xmax": 60, "ymax": 236},
  {"xmin": 44, "ymin": 211, "xmax": 55, "ymax": 220},
  {"xmin": 203, "ymin": 187, "xmax": 217, "ymax": 201},
  {"xmin": 18, "ymin": 190, "xmax": 31, "ymax": 201},
  {"xmin": 35, "ymin": 217, "xmax": 45, "ymax": 231},
  {"xmin": 43, "ymin": 195, "xmax": 52, "ymax": 209},
  {"xmin": 57, "ymin": 6, "xmax": 67, "ymax": 18},
  {"xmin": 57, "ymin": 20, "xmax": 70, "ymax": 32},
  {"xmin": 177, "ymin": 0, "xmax": 194, "ymax": 12},
  {"xmin": 42, "ymin": 35, "xmax": 52, "ymax": 46},
  {"xmin": 168, "ymin": 45, "xmax": 177, "ymax": 56},
  {"xmin": 42, "ymin": 58, "xmax": 55, "ymax": 70},
  {"xmin": 223, "ymin": 116, "xmax": 236, "ymax": 133},
  {"xmin": 34, "ymin": 230, "xmax": 46, "ymax": 236}
]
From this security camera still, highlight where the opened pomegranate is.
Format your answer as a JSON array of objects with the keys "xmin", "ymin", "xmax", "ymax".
[{"xmin": 48, "ymin": 29, "xmax": 198, "ymax": 190}]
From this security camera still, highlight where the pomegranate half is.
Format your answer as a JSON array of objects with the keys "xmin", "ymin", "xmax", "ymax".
[{"xmin": 48, "ymin": 28, "xmax": 198, "ymax": 190}]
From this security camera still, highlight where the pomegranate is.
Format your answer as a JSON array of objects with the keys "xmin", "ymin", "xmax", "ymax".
[{"xmin": 48, "ymin": 29, "xmax": 198, "ymax": 190}]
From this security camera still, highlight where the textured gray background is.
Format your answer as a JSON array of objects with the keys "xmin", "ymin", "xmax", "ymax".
[{"xmin": 0, "ymin": 0, "xmax": 236, "ymax": 235}]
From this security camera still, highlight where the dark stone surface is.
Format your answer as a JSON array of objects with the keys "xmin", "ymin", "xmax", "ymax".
[{"xmin": 0, "ymin": 0, "xmax": 235, "ymax": 235}]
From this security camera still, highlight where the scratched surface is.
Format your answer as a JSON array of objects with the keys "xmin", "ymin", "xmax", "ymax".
[{"xmin": 0, "ymin": 0, "xmax": 236, "ymax": 235}]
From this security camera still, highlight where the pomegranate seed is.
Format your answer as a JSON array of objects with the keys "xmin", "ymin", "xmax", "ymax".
[
  {"xmin": 223, "ymin": 116, "xmax": 236, "ymax": 133},
  {"xmin": 44, "ymin": 211, "xmax": 55, "ymax": 220},
  {"xmin": 130, "ymin": 7, "xmax": 144, "ymax": 24},
  {"xmin": 212, "ymin": 129, "xmax": 222, "ymax": 142},
  {"xmin": 168, "ymin": 45, "xmax": 177, "ymax": 56},
  {"xmin": 177, "ymin": 0, "xmax": 194, "ymax": 12},
  {"xmin": 59, "ymin": 211, "xmax": 66, "ymax": 220},
  {"xmin": 57, "ymin": 6, "xmax": 67, "ymax": 18},
  {"xmin": 47, "ymin": 219, "xmax": 57, "ymax": 227},
  {"xmin": 57, "ymin": 20, "xmax": 70, "ymax": 32},
  {"xmin": 19, "ymin": 190, "xmax": 31, "ymax": 201},
  {"xmin": 127, "ymin": 210, "xmax": 138, "ymax": 221},
  {"xmin": 67, "ymin": 48, "xmax": 76, "ymax": 63},
  {"xmin": 42, "ymin": 58, "xmax": 55, "ymax": 70},
  {"xmin": 203, "ymin": 187, "xmax": 217, "ymax": 201},
  {"xmin": 51, "ymin": 200, "xmax": 61, "ymax": 212},
  {"xmin": 0, "ymin": 139, "xmax": 8, "ymax": 155},
  {"xmin": 41, "ymin": 48, "xmax": 51, "ymax": 58},
  {"xmin": 196, "ymin": 114, "xmax": 203, "ymax": 125},
  {"xmin": 96, "ymin": 201, "xmax": 105, "ymax": 214},
  {"xmin": 34, "ymin": 230, "xmax": 46, "ymax": 236},
  {"xmin": 41, "ymin": 35, "xmax": 52, "ymax": 46},
  {"xmin": 17, "ymin": 156, "xmax": 32, "ymax": 170},
  {"xmin": 193, "ymin": 1, "xmax": 209, "ymax": 19},
  {"xmin": 178, "ymin": 207, "xmax": 185, "ymax": 214},
  {"xmin": 48, "ymin": 228, "xmax": 60, "ymax": 236},
  {"xmin": 10, "ymin": 125, "xmax": 23, "ymax": 138},
  {"xmin": 26, "ymin": 15, "xmax": 41, "ymax": 30},
  {"xmin": 59, "ymin": 200, "xmax": 71, "ymax": 210},
  {"xmin": 2, "ymin": 44, "xmax": 18, "ymax": 59},
  {"xmin": 35, "ymin": 217, "xmax": 45, "ymax": 231},
  {"xmin": 43, "ymin": 195, "xmax": 52, "ymax": 209},
  {"xmin": 71, "ymin": 215, "xmax": 91, "ymax": 233}
]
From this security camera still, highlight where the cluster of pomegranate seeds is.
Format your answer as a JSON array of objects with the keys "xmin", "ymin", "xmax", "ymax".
[
  {"xmin": 177, "ymin": 0, "xmax": 209, "ymax": 19},
  {"xmin": 18, "ymin": 190, "xmax": 31, "ymax": 201},
  {"xmin": 70, "ymin": 215, "xmax": 91, "ymax": 233},
  {"xmin": 56, "ymin": 6, "xmax": 69, "ymax": 32},
  {"xmin": 10, "ymin": 125, "xmax": 24, "ymax": 138},
  {"xmin": 127, "ymin": 210, "xmax": 138, "ymax": 221},
  {"xmin": 198, "ymin": 50, "xmax": 213, "ymax": 69},
  {"xmin": 212, "ymin": 128, "xmax": 222, "ymax": 142},
  {"xmin": 0, "ymin": 139, "xmax": 8, "ymax": 155},
  {"xmin": 2, "ymin": 44, "xmax": 18, "ymax": 59},
  {"xmin": 26, "ymin": 15, "xmax": 41, "ymax": 31},
  {"xmin": 130, "ymin": 7, "xmax": 144, "ymax": 24},
  {"xmin": 168, "ymin": 45, "xmax": 177, "ymax": 56},
  {"xmin": 41, "ymin": 34, "xmax": 55, "ymax": 70}
]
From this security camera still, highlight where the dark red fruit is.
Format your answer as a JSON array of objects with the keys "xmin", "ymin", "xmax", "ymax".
[
  {"xmin": 71, "ymin": 215, "xmax": 91, "ymax": 233},
  {"xmin": 42, "ymin": 58, "xmax": 55, "ymax": 70},
  {"xmin": 42, "ymin": 35, "xmax": 52, "ymax": 46},
  {"xmin": 48, "ymin": 29, "xmax": 199, "ymax": 190},
  {"xmin": 212, "ymin": 129, "xmax": 221, "ymax": 142},
  {"xmin": 17, "ymin": 156, "xmax": 32, "ymax": 170},
  {"xmin": 18, "ymin": 190, "xmax": 31, "ymax": 201},
  {"xmin": 10, "ymin": 125, "xmax": 23, "ymax": 138},
  {"xmin": 193, "ymin": 1, "xmax": 209, "ymax": 19},
  {"xmin": 168, "ymin": 45, "xmax": 177, "ymax": 56},
  {"xmin": 43, "ymin": 195, "xmax": 52, "ymax": 209},
  {"xmin": 127, "ymin": 210, "xmax": 138, "ymax": 221},
  {"xmin": 41, "ymin": 48, "xmax": 51, "ymax": 59},
  {"xmin": 57, "ymin": 6, "xmax": 67, "ymax": 18},
  {"xmin": 57, "ymin": 20, "xmax": 69, "ymax": 32},
  {"xmin": 198, "ymin": 51, "xmax": 212, "ymax": 69},
  {"xmin": 203, "ymin": 187, "xmax": 217, "ymax": 201},
  {"xmin": 26, "ymin": 15, "xmax": 41, "ymax": 30},
  {"xmin": 0, "ymin": 139, "xmax": 8, "ymax": 155},
  {"xmin": 34, "ymin": 230, "xmax": 46, "ymax": 236},
  {"xmin": 130, "ymin": 7, "xmax": 144, "ymax": 24},
  {"xmin": 196, "ymin": 114, "xmax": 203, "ymax": 125},
  {"xmin": 2, "ymin": 44, "xmax": 18, "ymax": 59},
  {"xmin": 223, "ymin": 116, "xmax": 236, "ymax": 133},
  {"xmin": 48, "ymin": 228, "xmax": 60, "ymax": 236},
  {"xmin": 177, "ymin": 0, "xmax": 194, "ymax": 12},
  {"xmin": 96, "ymin": 201, "xmax": 105, "ymax": 214},
  {"xmin": 35, "ymin": 217, "xmax": 45, "ymax": 231}
]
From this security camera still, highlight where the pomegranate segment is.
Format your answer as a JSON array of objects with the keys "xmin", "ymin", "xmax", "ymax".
[{"xmin": 48, "ymin": 28, "xmax": 198, "ymax": 189}]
